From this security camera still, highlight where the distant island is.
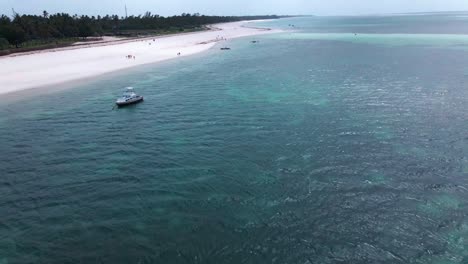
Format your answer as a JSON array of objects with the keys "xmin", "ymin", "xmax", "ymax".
[{"xmin": 0, "ymin": 11, "xmax": 282, "ymax": 55}]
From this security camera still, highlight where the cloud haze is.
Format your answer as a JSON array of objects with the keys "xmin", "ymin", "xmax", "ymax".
[{"xmin": 1, "ymin": 0, "xmax": 468, "ymax": 16}]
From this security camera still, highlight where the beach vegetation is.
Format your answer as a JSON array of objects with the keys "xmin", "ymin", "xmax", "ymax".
[
  {"xmin": 0, "ymin": 37, "xmax": 8, "ymax": 49},
  {"xmin": 0, "ymin": 11, "xmax": 280, "ymax": 53}
]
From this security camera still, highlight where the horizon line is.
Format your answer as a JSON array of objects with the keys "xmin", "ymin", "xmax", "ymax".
[{"xmin": 2, "ymin": 9, "xmax": 468, "ymax": 18}]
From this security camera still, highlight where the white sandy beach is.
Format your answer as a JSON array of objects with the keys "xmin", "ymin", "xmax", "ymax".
[{"xmin": 0, "ymin": 21, "xmax": 279, "ymax": 95}]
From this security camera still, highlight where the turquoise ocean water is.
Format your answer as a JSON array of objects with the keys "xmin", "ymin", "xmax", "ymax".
[{"xmin": 1, "ymin": 14, "xmax": 468, "ymax": 263}]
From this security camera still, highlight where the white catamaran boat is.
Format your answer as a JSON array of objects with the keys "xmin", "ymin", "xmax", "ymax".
[{"xmin": 116, "ymin": 87, "xmax": 144, "ymax": 107}]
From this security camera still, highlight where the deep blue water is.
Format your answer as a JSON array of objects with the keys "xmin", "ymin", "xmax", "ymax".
[{"xmin": 1, "ymin": 14, "xmax": 468, "ymax": 263}]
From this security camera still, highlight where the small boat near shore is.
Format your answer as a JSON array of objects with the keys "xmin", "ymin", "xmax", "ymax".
[
  {"xmin": 220, "ymin": 47, "xmax": 231, "ymax": 50},
  {"xmin": 116, "ymin": 87, "xmax": 144, "ymax": 107}
]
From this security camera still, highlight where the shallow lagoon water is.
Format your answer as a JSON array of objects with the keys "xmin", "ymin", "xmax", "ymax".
[
  {"xmin": 272, "ymin": 33, "xmax": 468, "ymax": 48},
  {"xmin": 1, "ymin": 15, "xmax": 468, "ymax": 263}
]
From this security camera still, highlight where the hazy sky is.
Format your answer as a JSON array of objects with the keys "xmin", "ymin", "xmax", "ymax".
[{"xmin": 1, "ymin": 0, "xmax": 468, "ymax": 17}]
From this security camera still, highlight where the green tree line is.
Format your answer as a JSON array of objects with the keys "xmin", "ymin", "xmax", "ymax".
[{"xmin": 0, "ymin": 11, "xmax": 279, "ymax": 50}]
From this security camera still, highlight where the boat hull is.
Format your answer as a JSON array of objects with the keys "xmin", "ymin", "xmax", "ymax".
[{"xmin": 116, "ymin": 97, "xmax": 144, "ymax": 107}]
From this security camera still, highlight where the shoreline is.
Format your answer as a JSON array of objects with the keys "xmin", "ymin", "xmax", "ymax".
[
  {"xmin": 0, "ymin": 20, "xmax": 281, "ymax": 96},
  {"xmin": 1, "ymin": 26, "xmax": 219, "ymax": 59}
]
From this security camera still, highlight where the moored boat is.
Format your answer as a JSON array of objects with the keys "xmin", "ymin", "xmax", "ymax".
[{"xmin": 116, "ymin": 87, "xmax": 144, "ymax": 107}]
